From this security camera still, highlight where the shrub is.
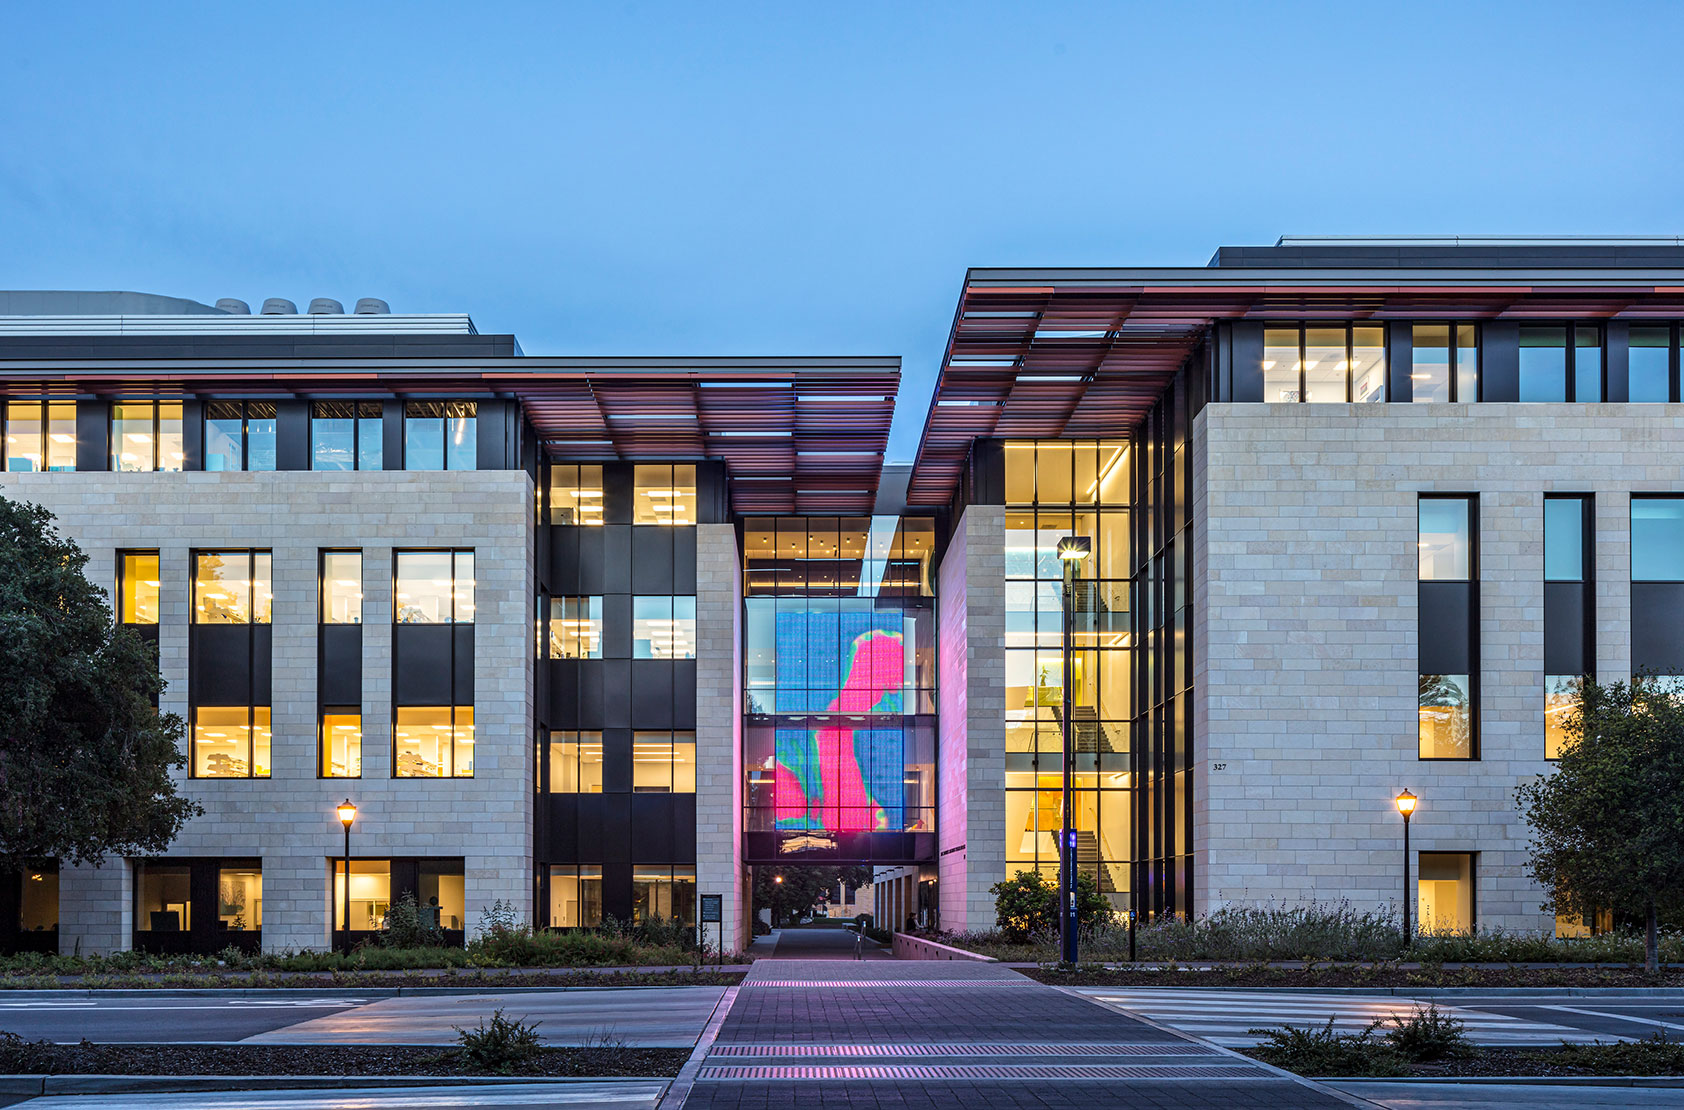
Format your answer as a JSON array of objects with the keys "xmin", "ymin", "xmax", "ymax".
[
  {"xmin": 455, "ymin": 1008, "xmax": 543, "ymax": 1072},
  {"xmin": 1248, "ymin": 1018, "xmax": 1409, "ymax": 1077},
  {"xmin": 381, "ymin": 892, "xmax": 444, "ymax": 949},
  {"xmin": 1554, "ymin": 1032, "xmax": 1684, "ymax": 1075},
  {"xmin": 1384, "ymin": 1003, "xmax": 1473, "ymax": 1061},
  {"xmin": 989, "ymin": 870, "xmax": 1112, "ymax": 943}
]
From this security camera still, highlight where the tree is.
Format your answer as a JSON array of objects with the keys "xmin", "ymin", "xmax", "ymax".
[
  {"xmin": 0, "ymin": 496, "xmax": 200, "ymax": 871},
  {"xmin": 753, "ymin": 865, "xmax": 872, "ymax": 926},
  {"xmin": 990, "ymin": 868, "xmax": 1114, "ymax": 942},
  {"xmin": 1515, "ymin": 675, "xmax": 1684, "ymax": 974}
]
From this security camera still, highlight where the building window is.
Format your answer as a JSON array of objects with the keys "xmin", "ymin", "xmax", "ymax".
[
  {"xmin": 321, "ymin": 709, "xmax": 362, "ymax": 778},
  {"xmin": 217, "ymin": 866, "xmax": 262, "ymax": 931},
  {"xmin": 547, "ymin": 731, "xmax": 604, "ymax": 793},
  {"xmin": 1556, "ymin": 906, "xmax": 1612, "ymax": 939},
  {"xmin": 312, "ymin": 401, "xmax": 383, "ymax": 470},
  {"xmin": 1574, "ymin": 326, "xmax": 1603, "ymax": 402},
  {"xmin": 395, "ymin": 550, "xmax": 475, "ymax": 624},
  {"xmin": 632, "ymin": 865, "xmax": 696, "ymax": 926},
  {"xmin": 333, "ymin": 861, "xmax": 391, "ymax": 930},
  {"xmin": 632, "ymin": 731, "xmax": 697, "ymax": 792},
  {"xmin": 394, "ymin": 706, "xmax": 474, "ymax": 778},
  {"xmin": 1544, "ymin": 497, "xmax": 1587, "ymax": 582},
  {"xmin": 1412, "ymin": 325, "xmax": 1478, "ymax": 403},
  {"xmin": 134, "ymin": 863, "xmax": 193, "ymax": 932},
  {"xmin": 1419, "ymin": 674, "xmax": 1474, "ymax": 759},
  {"xmin": 549, "ymin": 596, "xmax": 602, "ymax": 658},
  {"xmin": 321, "ymin": 551, "xmax": 363, "ymax": 624},
  {"xmin": 1418, "ymin": 498, "xmax": 1472, "ymax": 581},
  {"xmin": 1544, "ymin": 676, "xmax": 1582, "ymax": 760},
  {"xmin": 203, "ymin": 401, "xmax": 277, "ymax": 471},
  {"xmin": 111, "ymin": 401, "xmax": 184, "ymax": 472},
  {"xmin": 550, "ymin": 464, "xmax": 604, "ymax": 525},
  {"xmin": 1419, "ymin": 497, "xmax": 1475, "ymax": 760},
  {"xmin": 3, "ymin": 399, "xmax": 75, "ymax": 471},
  {"xmin": 194, "ymin": 551, "xmax": 272, "ymax": 624},
  {"xmin": 1628, "ymin": 327, "xmax": 1674, "ymax": 404},
  {"xmin": 118, "ymin": 551, "xmax": 161, "ymax": 625},
  {"xmin": 1519, "ymin": 326, "xmax": 1602, "ymax": 403},
  {"xmin": 633, "ymin": 464, "xmax": 697, "ymax": 524},
  {"xmin": 1417, "ymin": 852, "xmax": 1476, "ymax": 934},
  {"xmin": 549, "ymin": 864, "xmax": 603, "ymax": 927},
  {"xmin": 418, "ymin": 862, "xmax": 466, "ymax": 931},
  {"xmin": 18, "ymin": 865, "xmax": 59, "ymax": 936},
  {"xmin": 633, "ymin": 596, "xmax": 696, "ymax": 658},
  {"xmin": 193, "ymin": 706, "xmax": 271, "ymax": 778},
  {"xmin": 1262, "ymin": 325, "xmax": 1386, "ymax": 404},
  {"xmin": 403, "ymin": 402, "xmax": 476, "ymax": 470},
  {"xmin": 1632, "ymin": 497, "xmax": 1684, "ymax": 582}
]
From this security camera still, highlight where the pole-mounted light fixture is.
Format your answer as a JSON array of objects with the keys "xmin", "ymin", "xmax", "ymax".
[
  {"xmin": 1395, "ymin": 790, "xmax": 1417, "ymax": 948},
  {"xmin": 337, "ymin": 800, "xmax": 357, "ymax": 955}
]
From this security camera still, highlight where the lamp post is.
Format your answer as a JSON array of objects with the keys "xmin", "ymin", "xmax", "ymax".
[
  {"xmin": 1395, "ymin": 790, "xmax": 1417, "ymax": 949},
  {"xmin": 337, "ymin": 800, "xmax": 357, "ymax": 955},
  {"xmin": 1057, "ymin": 535, "xmax": 1091, "ymax": 966}
]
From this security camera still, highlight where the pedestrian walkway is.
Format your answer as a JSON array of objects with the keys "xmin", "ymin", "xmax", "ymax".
[
  {"xmin": 1079, "ymin": 988, "xmax": 1611, "ymax": 1047},
  {"xmin": 755, "ymin": 924, "xmax": 892, "ymax": 961},
  {"xmin": 673, "ymin": 959, "xmax": 1357, "ymax": 1109}
]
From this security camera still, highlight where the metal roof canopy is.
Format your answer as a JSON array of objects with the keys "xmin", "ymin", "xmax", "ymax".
[
  {"xmin": 0, "ymin": 350, "xmax": 899, "ymax": 516},
  {"xmin": 906, "ymin": 265, "xmax": 1684, "ymax": 507}
]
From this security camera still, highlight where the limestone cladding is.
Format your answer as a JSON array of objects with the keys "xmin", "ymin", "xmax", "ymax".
[
  {"xmin": 936, "ymin": 505, "xmax": 1006, "ymax": 932},
  {"xmin": 0, "ymin": 470, "xmax": 535, "ymax": 953},
  {"xmin": 693, "ymin": 523, "xmax": 746, "ymax": 952},
  {"xmin": 1192, "ymin": 402, "xmax": 1684, "ymax": 930}
]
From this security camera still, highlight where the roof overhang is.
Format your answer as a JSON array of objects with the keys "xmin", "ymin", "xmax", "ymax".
[{"xmin": 907, "ymin": 266, "xmax": 1684, "ymax": 506}]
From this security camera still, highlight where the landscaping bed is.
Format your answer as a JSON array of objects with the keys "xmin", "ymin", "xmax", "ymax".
[
  {"xmin": 1026, "ymin": 963, "xmax": 1684, "ymax": 988},
  {"xmin": 0, "ymin": 1038, "xmax": 689, "ymax": 1078},
  {"xmin": 1246, "ymin": 1041, "xmax": 1684, "ymax": 1079},
  {"xmin": 0, "ymin": 966, "xmax": 746, "ymax": 991}
]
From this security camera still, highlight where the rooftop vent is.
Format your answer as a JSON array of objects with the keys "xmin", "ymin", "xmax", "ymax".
[
  {"xmin": 308, "ymin": 297, "xmax": 344, "ymax": 315},
  {"xmin": 215, "ymin": 298, "xmax": 251, "ymax": 314},
  {"xmin": 261, "ymin": 298, "xmax": 297, "ymax": 315},
  {"xmin": 354, "ymin": 297, "xmax": 390, "ymax": 315}
]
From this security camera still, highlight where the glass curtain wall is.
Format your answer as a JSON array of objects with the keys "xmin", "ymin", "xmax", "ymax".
[
  {"xmin": 1002, "ymin": 440, "xmax": 1132, "ymax": 913},
  {"xmin": 743, "ymin": 516, "xmax": 937, "ymax": 860}
]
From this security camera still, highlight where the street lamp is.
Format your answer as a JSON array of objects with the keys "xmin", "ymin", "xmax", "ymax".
[
  {"xmin": 1395, "ymin": 790, "xmax": 1417, "ymax": 949},
  {"xmin": 1057, "ymin": 535, "xmax": 1091, "ymax": 966},
  {"xmin": 337, "ymin": 800, "xmax": 357, "ymax": 955}
]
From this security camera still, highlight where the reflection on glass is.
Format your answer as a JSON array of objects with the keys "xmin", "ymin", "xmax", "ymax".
[
  {"xmin": 321, "ymin": 710, "xmax": 362, "ymax": 777},
  {"xmin": 1632, "ymin": 498, "xmax": 1684, "ymax": 581},
  {"xmin": 1543, "ymin": 498, "xmax": 1585, "ymax": 581},
  {"xmin": 1419, "ymin": 674, "xmax": 1473, "ymax": 759},
  {"xmin": 395, "ymin": 705, "xmax": 474, "ymax": 778},
  {"xmin": 634, "ymin": 464, "xmax": 698, "ymax": 524},
  {"xmin": 633, "ymin": 595, "xmax": 696, "ymax": 658},
  {"xmin": 1455, "ymin": 326, "xmax": 1479, "ymax": 402},
  {"xmin": 395, "ymin": 550, "xmax": 473, "ymax": 623},
  {"xmin": 549, "ymin": 596, "xmax": 602, "ymax": 658},
  {"xmin": 1545, "ymin": 675, "xmax": 1582, "ymax": 759},
  {"xmin": 1574, "ymin": 327, "xmax": 1602, "ymax": 402},
  {"xmin": 548, "ymin": 731, "xmax": 604, "ymax": 793},
  {"xmin": 1519, "ymin": 327, "xmax": 1568, "ymax": 402},
  {"xmin": 1417, "ymin": 852, "xmax": 1475, "ymax": 933},
  {"xmin": 1418, "ymin": 499, "xmax": 1471, "ymax": 580},
  {"xmin": 120, "ymin": 552, "xmax": 161, "ymax": 624},
  {"xmin": 333, "ymin": 860, "xmax": 391, "ymax": 930},
  {"xmin": 550, "ymin": 464, "xmax": 605, "ymax": 525},
  {"xmin": 1263, "ymin": 328, "xmax": 1300, "ymax": 402},
  {"xmin": 549, "ymin": 865, "xmax": 603, "ymax": 927},
  {"xmin": 217, "ymin": 867, "xmax": 262, "ymax": 929},
  {"xmin": 404, "ymin": 402, "xmax": 476, "ymax": 470},
  {"xmin": 204, "ymin": 402, "xmax": 243, "ymax": 471},
  {"xmin": 312, "ymin": 401, "xmax": 383, "ymax": 470},
  {"xmin": 1629, "ymin": 327, "xmax": 1672, "ymax": 403},
  {"xmin": 135, "ymin": 864, "xmax": 191, "ymax": 932},
  {"xmin": 1412, "ymin": 325, "xmax": 1451, "ymax": 403}
]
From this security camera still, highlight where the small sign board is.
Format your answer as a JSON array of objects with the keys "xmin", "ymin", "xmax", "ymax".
[{"xmin": 700, "ymin": 894, "xmax": 723, "ymax": 924}]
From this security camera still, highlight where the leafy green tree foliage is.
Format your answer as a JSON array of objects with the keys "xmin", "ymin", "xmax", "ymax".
[
  {"xmin": 0, "ymin": 496, "xmax": 199, "ymax": 870},
  {"xmin": 1515, "ymin": 675, "xmax": 1684, "ymax": 973},
  {"xmin": 753, "ymin": 865, "xmax": 872, "ymax": 926},
  {"xmin": 990, "ymin": 868, "xmax": 1113, "ymax": 942}
]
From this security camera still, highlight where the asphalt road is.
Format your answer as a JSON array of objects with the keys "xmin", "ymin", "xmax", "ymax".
[
  {"xmin": 0, "ymin": 987, "xmax": 727, "ymax": 1047},
  {"xmin": 0, "ymin": 1082, "xmax": 666, "ymax": 1110}
]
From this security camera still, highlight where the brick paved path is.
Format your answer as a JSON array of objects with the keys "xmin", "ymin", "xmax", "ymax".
[{"xmin": 675, "ymin": 959, "xmax": 1357, "ymax": 1109}]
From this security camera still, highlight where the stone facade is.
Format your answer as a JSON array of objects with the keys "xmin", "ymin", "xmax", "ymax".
[
  {"xmin": 935, "ymin": 504, "xmax": 1006, "ymax": 932},
  {"xmin": 1193, "ymin": 402, "xmax": 1684, "ymax": 929},
  {"xmin": 693, "ymin": 523, "xmax": 747, "ymax": 952},
  {"xmin": 0, "ymin": 470, "xmax": 535, "ymax": 953}
]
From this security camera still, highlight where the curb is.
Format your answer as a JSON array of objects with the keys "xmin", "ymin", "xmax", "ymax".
[
  {"xmin": 0, "ymin": 1074, "xmax": 674, "ymax": 1096},
  {"xmin": 1063, "ymin": 984, "xmax": 1684, "ymax": 998},
  {"xmin": 0, "ymin": 982, "xmax": 736, "ymax": 1001},
  {"xmin": 1329, "ymin": 1075, "xmax": 1684, "ymax": 1088}
]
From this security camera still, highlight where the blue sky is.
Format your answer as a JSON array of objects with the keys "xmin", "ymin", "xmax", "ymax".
[{"xmin": 4, "ymin": 1, "xmax": 1682, "ymax": 459}]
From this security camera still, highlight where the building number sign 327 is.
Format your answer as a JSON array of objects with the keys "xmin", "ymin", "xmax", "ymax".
[{"xmin": 1211, "ymin": 763, "xmax": 1227, "ymax": 771}]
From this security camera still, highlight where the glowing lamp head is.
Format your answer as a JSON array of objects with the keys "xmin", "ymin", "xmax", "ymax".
[
  {"xmin": 774, "ymin": 875, "xmax": 784, "ymax": 885},
  {"xmin": 1057, "ymin": 536, "xmax": 1091, "ymax": 562},
  {"xmin": 1394, "ymin": 789, "xmax": 1417, "ymax": 818},
  {"xmin": 337, "ymin": 799, "xmax": 357, "ymax": 828}
]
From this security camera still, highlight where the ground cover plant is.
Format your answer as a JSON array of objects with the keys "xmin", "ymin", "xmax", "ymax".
[{"xmin": 1244, "ymin": 1028, "xmax": 1684, "ymax": 1078}]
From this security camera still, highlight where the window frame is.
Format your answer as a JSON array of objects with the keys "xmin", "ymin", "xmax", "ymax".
[
  {"xmin": 190, "ymin": 704, "xmax": 272, "ymax": 779},
  {"xmin": 110, "ymin": 400, "xmax": 184, "ymax": 472},
  {"xmin": 319, "ymin": 706, "xmax": 363, "ymax": 779},
  {"xmin": 202, "ymin": 400, "xmax": 278, "ymax": 472},
  {"xmin": 1517, "ymin": 323, "xmax": 1604, "ymax": 403},
  {"xmin": 2, "ymin": 398, "xmax": 76, "ymax": 472},
  {"xmin": 1263, "ymin": 323, "xmax": 1390, "ymax": 405},
  {"xmin": 401, "ymin": 401, "xmax": 477, "ymax": 471},
  {"xmin": 116, "ymin": 549, "xmax": 162, "ymax": 626},
  {"xmin": 1409, "ymin": 323, "xmax": 1480, "ymax": 403},
  {"xmin": 1418, "ymin": 493, "xmax": 1479, "ymax": 761},
  {"xmin": 393, "ymin": 549, "xmax": 476, "ymax": 625},
  {"xmin": 320, "ymin": 549, "xmax": 364, "ymax": 625},
  {"xmin": 310, "ymin": 400, "xmax": 384, "ymax": 471},
  {"xmin": 1416, "ymin": 850, "xmax": 1478, "ymax": 934},
  {"xmin": 1626, "ymin": 323, "xmax": 1681, "ymax": 404},
  {"xmin": 392, "ymin": 704, "xmax": 475, "ymax": 779},
  {"xmin": 1630, "ymin": 494, "xmax": 1684, "ymax": 584}
]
